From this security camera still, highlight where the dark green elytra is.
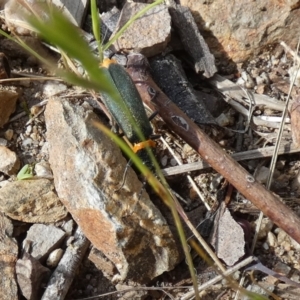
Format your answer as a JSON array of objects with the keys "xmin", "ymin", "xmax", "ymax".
[{"xmin": 101, "ymin": 58, "xmax": 153, "ymax": 144}]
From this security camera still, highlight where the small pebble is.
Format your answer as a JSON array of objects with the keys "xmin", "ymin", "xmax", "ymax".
[
  {"xmin": 277, "ymin": 228, "xmax": 289, "ymax": 244},
  {"xmin": 273, "ymin": 261, "xmax": 291, "ymax": 276},
  {"xmin": 22, "ymin": 138, "xmax": 33, "ymax": 147},
  {"xmin": 267, "ymin": 232, "xmax": 277, "ymax": 247},
  {"xmin": 30, "ymin": 105, "xmax": 43, "ymax": 116},
  {"xmin": 43, "ymin": 81, "xmax": 67, "ymax": 97},
  {"xmin": 35, "ymin": 161, "xmax": 53, "ymax": 179},
  {"xmin": 30, "ymin": 132, "xmax": 38, "ymax": 141},
  {"xmin": 25, "ymin": 125, "xmax": 32, "ymax": 135},
  {"xmin": 0, "ymin": 138, "xmax": 8, "ymax": 146},
  {"xmin": 160, "ymin": 155, "xmax": 168, "ymax": 167},
  {"xmin": 62, "ymin": 219, "xmax": 74, "ymax": 235},
  {"xmin": 4, "ymin": 129, "xmax": 14, "ymax": 141},
  {"xmin": 170, "ymin": 158, "xmax": 177, "ymax": 166},
  {"xmin": 262, "ymin": 242, "xmax": 269, "ymax": 250},
  {"xmin": 255, "ymin": 217, "xmax": 273, "ymax": 239},
  {"xmin": 46, "ymin": 248, "xmax": 64, "ymax": 267}
]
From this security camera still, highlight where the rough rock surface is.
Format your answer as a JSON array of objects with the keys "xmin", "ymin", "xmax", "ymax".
[
  {"xmin": 180, "ymin": 0, "xmax": 300, "ymax": 64},
  {"xmin": 45, "ymin": 98, "xmax": 180, "ymax": 283},
  {"xmin": 169, "ymin": 4, "xmax": 217, "ymax": 77},
  {"xmin": 0, "ymin": 146, "xmax": 20, "ymax": 175},
  {"xmin": 0, "ymin": 212, "xmax": 18, "ymax": 300},
  {"xmin": 0, "ymin": 179, "xmax": 68, "ymax": 223},
  {"xmin": 16, "ymin": 253, "xmax": 51, "ymax": 300},
  {"xmin": 0, "ymin": 89, "xmax": 18, "ymax": 128},
  {"xmin": 23, "ymin": 224, "xmax": 66, "ymax": 261},
  {"xmin": 112, "ymin": 2, "xmax": 171, "ymax": 57}
]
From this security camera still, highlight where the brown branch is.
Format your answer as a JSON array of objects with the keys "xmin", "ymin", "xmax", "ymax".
[{"xmin": 126, "ymin": 53, "xmax": 300, "ymax": 244}]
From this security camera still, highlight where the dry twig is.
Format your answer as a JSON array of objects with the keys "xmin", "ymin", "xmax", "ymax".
[{"xmin": 127, "ymin": 53, "xmax": 300, "ymax": 245}]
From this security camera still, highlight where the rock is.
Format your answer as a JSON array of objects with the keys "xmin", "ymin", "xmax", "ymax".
[
  {"xmin": 0, "ymin": 137, "xmax": 8, "ymax": 146},
  {"xmin": 0, "ymin": 89, "xmax": 18, "ymax": 128},
  {"xmin": 244, "ymin": 281, "xmax": 275, "ymax": 299},
  {"xmin": 5, "ymin": 0, "xmax": 88, "ymax": 35},
  {"xmin": 0, "ymin": 212, "xmax": 18, "ymax": 300},
  {"xmin": 273, "ymin": 261, "xmax": 291, "ymax": 276},
  {"xmin": 89, "ymin": 247, "xmax": 117, "ymax": 279},
  {"xmin": 256, "ymin": 166, "xmax": 270, "ymax": 184},
  {"xmin": 210, "ymin": 203, "xmax": 245, "ymax": 266},
  {"xmin": 16, "ymin": 253, "xmax": 51, "ymax": 300},
  {"xmin": 267, "ymin": 231, "xmax": 278, "ymax": 248},
  {"xmin": 0, "ymin": 179, "xmax": 68, "ymax": 223},
  {"xmin": 255, "ymin": 217, "xmax": 273, "ymax": 239},
  {"xmin": 277, "ymin": 228, "xmax": 290, "ymax": 244},
  {"xmin": 169, "ymin": 4, "xmax": 217, "ymax": 77},
  {"xmin": 34, "ymin": 161, "xmax": 53, "ymax": 179},
  {"xmin": 23, "ymin": 224, "xmax": 66, "ymax": 261},
  {"xmin": 43, "ymin": 81, "xmax": 68, "ymax": 97},
  {"xmin": 180, "ymin": 1, "xmax": 300, "ymax": 65},
  {"xmin": 216, "ymin": 113, "xmax": 232, "ymax": 127},
  {"xmin": 0, "ymin": 146, "xmax": 20, "ymax": 175},
  {"xmin": 53, "ymin": 0, "xmax": 89, "ymax": 26},
  {"xmin": 4, "ymin": 129, "xmax": 14, "ymax": 141},
  {"xmin": 46, "ymin": 248, "xmax": 64, "ymax": 268},
  {"xmin": 45, "ymin": 98, "xmax": 180, "ymax": 283},
  {"xmin": 256, "ymin": 84, "xmax": 268, "ymax": 94},
  {"xmin": 61, "ymin": 218, "xmax": 74, "ymax": 236},
  {"xmin": 41, "ymin": 226, "xmax": 90, "ymax": 299},
  {"xmin": 111, "ymin": 2, "xmax": 171, "ymax": 57},
  {"xmin": 99, "ymin": 7, "xmax": 120, "ymax": 44}
]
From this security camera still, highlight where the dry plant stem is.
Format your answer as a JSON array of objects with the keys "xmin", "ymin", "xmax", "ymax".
[
  {"xmin": 181, "ymin": 256, "xmax": 256, "ymax": 300},
  {"xmin": 209, "ymin": 74, "xmax": 285, "ymax": 111},
  {"xmin": 162, "ymin": 143, "xmax": 299, "ymax": 175},
  {"xmin": 160, "ymin": 136, "xmax": 211, "ymax": 211},
  {"xmin": 41, "ymin": 226, "xmax": 90, "ymax": 300},
  {"xmin": 127, "ymin": 54, "xmax": 300, "ymax": 244}
]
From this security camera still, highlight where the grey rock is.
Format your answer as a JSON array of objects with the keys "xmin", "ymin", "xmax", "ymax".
[
  {"xmin": 169, "ymin": 4, "xmax": 217, "ymax": 77},
  {"xmin": 111, "ymin": 2, "xmax": 171, "ymax": 57},
  {"xmin": 23, "ymin": 224, "xmax": 66, "ymax": 261}
]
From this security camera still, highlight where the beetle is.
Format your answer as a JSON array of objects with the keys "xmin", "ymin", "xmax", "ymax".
[{"xmin": 100, "ymin": 58, "xmax": 157, "ymax": 173}]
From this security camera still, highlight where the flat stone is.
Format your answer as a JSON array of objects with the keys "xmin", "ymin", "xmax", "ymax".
[
  {"xmin": 0, "ymin": 89, "xmax": 18, "ymax": 128},
  {"xmin": 210, "ymin": 203, "xmax": 245, "ymax": 266},
  {"xmin": 45, "ymin": 98, "xmax": 180, "ymax": 283},
  {"xmin": 0, "ymin": 179, "xmax": 68, "ymax": 223},
  {"xmin": 0, "ymin": 146, "xmax": 20, "ymax": 175},
  {"xmin": 23, "ymin": 224, "xmax": 66, "ymax": 261},
  {"xmin": 169, "ymin": 4, "xmax": 217, "ymax": 77},
  {"xmin": 0, "ymin": 212, "xmax": 18, "ymax": 300},
  {"xmin": 180, "ymin": 1, "xmax": 300, "ymax": 66},
  {"xmin": 111, "ymin": 2, "xmax": 171, "ymax": 57}
]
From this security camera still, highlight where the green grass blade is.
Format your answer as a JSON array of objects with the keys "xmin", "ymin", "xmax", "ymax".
[
  {"xmin": 27, "ymin": 5, "xmax": 100, "ymax": 76},
  {"xmin": 90, "ymin": 0, "xmax": 102, "ymax": 60}
]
